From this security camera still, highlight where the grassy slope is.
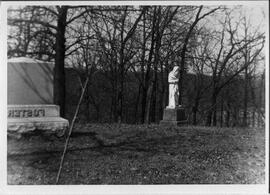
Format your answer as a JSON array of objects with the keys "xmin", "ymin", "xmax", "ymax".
[{"xmin": 7, "ymin": 124, "xmax": 265, "ymax": 184}]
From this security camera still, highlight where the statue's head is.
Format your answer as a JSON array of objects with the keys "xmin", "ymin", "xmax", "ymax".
[{"xmin": 172, "ymin": 66, "xmax": 179, "ymax": 74}]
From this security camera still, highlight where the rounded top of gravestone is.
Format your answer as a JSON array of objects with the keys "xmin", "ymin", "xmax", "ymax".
[{"xmin": 8, "ymin": 57, "xmax": 53, "ymax": 64}]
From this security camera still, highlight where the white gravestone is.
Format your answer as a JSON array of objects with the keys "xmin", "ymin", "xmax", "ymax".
[{"xmin": 7, "ymin": 57, "xmax": 69, "ymax": 135}]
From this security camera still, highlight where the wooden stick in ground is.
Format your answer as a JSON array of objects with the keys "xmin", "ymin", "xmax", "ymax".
[{"xmin": 55, "ymin": 77, "xmax": 89, "ymax": 184}]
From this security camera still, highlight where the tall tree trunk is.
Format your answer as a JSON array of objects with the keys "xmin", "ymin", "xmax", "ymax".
[
  {"xmin": 225, "ymin": 110, "xmax": 230, "ymax": 127},
  {"xmin": 225, "ymin": 102, "xmax": 230, "ymax": 127},
  {"xmin": 135, "ymin": 85, "xmax": 142, "ymax": 123},
  {"xmin": 206, "ymin": 110, "xmax": 212, "ymax": 126},
  {"xmin": 192, "ymin": 107, "xmax": 197, "ymax": 125},
  {"xmin": 140, "ymin": 10, "xmax": 146, "ymax": 124},
  {"xmin": 118, "ymin": 55, "xmax": 124, "ymax": 123},
  {"xmin": 242, "ymin": 21, "xmax": 249, "ymax": 127},
  {"xmin": 118, "ymin": 13, "xmax": 126, "ymax": 123},
  {"xmin": 206, "ymin": 90, "xmax": 218, "ymax": 126},
  {"xmin": 165, "ymin": 68, "xmax": 169, "ymax": 108},
  {"xmin": 141, "ymin": 87, "xmax": 147, "ymax": 123},
  {"xmin": 220, "ymin": 95, "xmax": 224, "ymax": 127},
  {"xmin": 158, "ymin": 88, "xmax": 164, "ymax": 122},
  {"xmin": 110, "ymin": 94, "xmax": 116, "ymax": 122},
  {"xmin": 150, "ymin": 71, "xmax": 157, "ymax": 123},
  {"xmin": 85, "ymin": 85, "xmax": 90, "ymax": 122},
  {"xmin": 232, "ymin": 107, "xmax": 239, "ymax": 127},
  {"xmin": 243, "ymin": 59, "xmax": 248, "ymax": 127},
  {"xmin": 192, "ymin": 95, "xmax": 200, "ymax": 125},
  {"xmin": 145, "ymin": 82, "xmax": 153, "ymax": 124},
  {"xmin": 54, "ymin": 6, "xmax": 67, "ymax": 117},
  {"xmin": 151, "ymin": 6, "xmax": 162, "ymax": 123},
  {"xmin": 111, "ymin": 78, "xmax": 118, "ymax": 122},
  {"xmin": 159, "ymin": 61, "xmax": 166, "ymax": 122},
  {"xmin": 142, "ymin": 7, "xmax": 156, "ymax": 123},
  {"xmin": 213, "ymin": 106, "xmax": 217, "ymax": 126},
  {"xmin": 258, "ymin": 72, "xmax": 264, "ymax": 119},
  {"xmin": 252, "ymin": 109, "xmax": 255, "ymax": 127},
  {"xmin": 257, "ymin": 113, "xmax": 260, "ymax": 127}
]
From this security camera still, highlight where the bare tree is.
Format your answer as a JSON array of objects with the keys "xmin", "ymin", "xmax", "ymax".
[
  {"xmin": 188, "ymin": 28, "xmax": 213, "ymax": 125},
  {"xmin": 177, "ymin": 5, "xmax": 221, "ymax": 106},
  {"xmin": 204, "ymin": 11, "xmax": 265, "ymax": 126},
  {"xmin": 89, "ymin": 6, "xmax": 148, "ymax": 123},
  {"xmin": 8, "ymin": 6, "xmax": 90, "ymax": 117}
]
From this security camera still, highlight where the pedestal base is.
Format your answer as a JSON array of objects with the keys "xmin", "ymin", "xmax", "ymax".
[
  {"xmin": 7, "ymin": 104, "xmax": 69, "ymax": 137},
  {"xmin": 160, "ymin": 107, "xmax": 187, "ymax": 126},
  {"xmin": 8, "ymin": 117, "xmax": 69, "ymax": 134}
]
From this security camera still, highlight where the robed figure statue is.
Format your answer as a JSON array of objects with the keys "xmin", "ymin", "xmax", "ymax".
[
  {"xmin": 167, "ymin": 66, "xmax": 180, "ymax": 108},
  {"xmin": 160, "ymin": 65, "xmax": 186, "ymax": 125}
]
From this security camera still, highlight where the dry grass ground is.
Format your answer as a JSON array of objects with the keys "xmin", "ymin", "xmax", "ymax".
[{"xmin": 7, "ymin": 124, "xmax": 265, "ymax": 184}]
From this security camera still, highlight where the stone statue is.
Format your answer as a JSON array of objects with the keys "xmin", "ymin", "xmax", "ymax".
[
  {"xmin": 160, "ymin": 65, "xmax": 187, "ymax": 125},
  {"xmin": 167, "ymin": 66, "xmax": 180, "ymax": 108}
]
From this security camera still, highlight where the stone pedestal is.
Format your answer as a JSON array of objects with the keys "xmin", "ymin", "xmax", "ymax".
[
  {"xmin": 8, "ymin": 105, "xmax": 69, "ymax": 136},
  {"xmin": 160, "ymin": 107, "xmax": 187, "ymax": 126}
]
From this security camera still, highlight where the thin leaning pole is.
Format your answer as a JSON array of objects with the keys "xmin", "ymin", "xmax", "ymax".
[{"xmin": 56, "ymin": 77, "xmax": 89, "ymax": 184}]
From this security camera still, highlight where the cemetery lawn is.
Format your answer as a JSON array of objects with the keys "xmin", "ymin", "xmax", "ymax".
[{"xmin": 7, "ymin": 124, "xmax": 265, "ymax": 184}]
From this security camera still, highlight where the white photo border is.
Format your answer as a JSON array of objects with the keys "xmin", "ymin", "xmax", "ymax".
[{"xmin": 0, "ymin": 1, "xmax": 269, "ymax": 194}]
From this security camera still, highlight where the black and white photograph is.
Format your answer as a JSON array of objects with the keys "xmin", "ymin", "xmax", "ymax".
[{"xmin": 0, "ymin": 0, "xmax": 269, "ymax": 194}]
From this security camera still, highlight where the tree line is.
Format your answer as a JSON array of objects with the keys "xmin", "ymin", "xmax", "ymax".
[{"xmin": 8, "ymin": 5, "xmax": 265, "ymax": 127}]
